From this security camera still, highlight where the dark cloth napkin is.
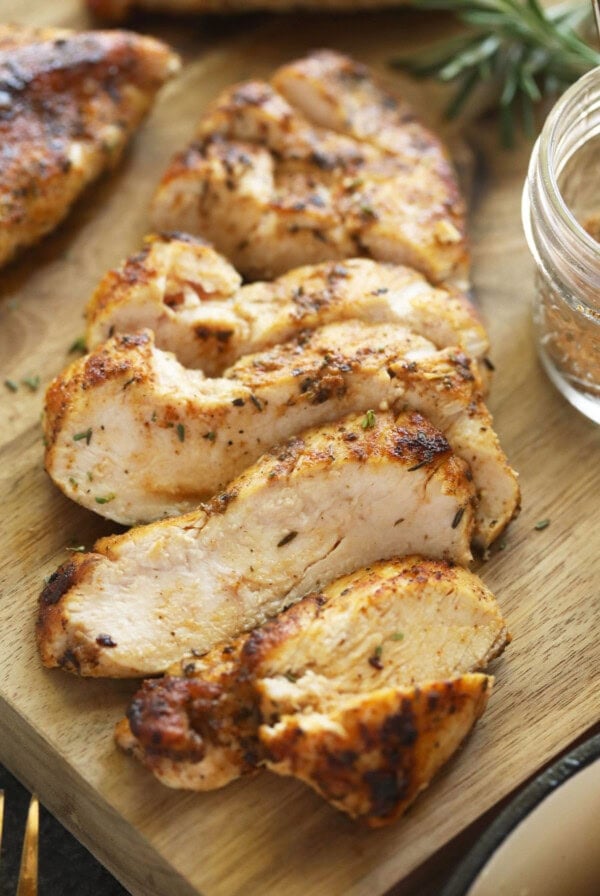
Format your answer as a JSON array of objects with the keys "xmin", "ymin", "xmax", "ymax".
[{"xmin": 0, "ymin": 764, "xmax": 127, "ymax": 896}]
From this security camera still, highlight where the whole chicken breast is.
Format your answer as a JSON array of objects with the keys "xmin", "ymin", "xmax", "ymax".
[
  {"xmin": 43, "ymin": 323, "xmax": 518, "ymax": 543},
  {"xmin": 151, "ymin": 52, "xmax": 468, "ymax": 284},
  {"xmin": 86, "ymin": 235, "xmax": 488, "ymax": 376},
  {"xmin": 116, "ymin": 557, "xmax": 509, "ymax": 824},
  {"xmin": 37, "ymin": 409, "xmax": 476, "ymax": 677},
  {"xmin": 89, "ymin": 0, "xmax": 409, "ymax": 19},
  {"xmin": 0, "ymin": 25, "xmax": 179, "ymax": 268}
]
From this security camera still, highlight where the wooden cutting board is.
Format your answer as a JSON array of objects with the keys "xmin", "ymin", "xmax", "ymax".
[{"xmin": 1, "ymin": 4, "xmax": 599, "ymax": 895}]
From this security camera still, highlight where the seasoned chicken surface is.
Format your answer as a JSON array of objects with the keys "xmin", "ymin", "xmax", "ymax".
[
  {"xmin": 37, "ymin": 410, "xmax": 476, "ymax": 677},
  {"xmin": 89, "ymin": 0, "xmax": 409, "ymax": 18},
  {"xmin": 0, "ymin": 25, "xmax": 179, "ymax": 268},
  {"xmin": 264, "ymin": 676, "xmax": 490, "ymax": 826},
  {"xmin": 85, "ymin": 235, "xmax": 488, "ymax": 375},
  {"xmin": 151, "ymin": 52, "xmax": 468, "ymax": 284},
  {"xmin": 116, "ymin": 557, "xmax": 509, "ymax": 824},
  {"xmin": 44, "ymin": 323, "xmax": 518, "ymax": 543}
]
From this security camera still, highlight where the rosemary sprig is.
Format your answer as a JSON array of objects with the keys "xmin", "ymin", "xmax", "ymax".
[{"xmin": 391, "ymin": 1, "xmax": 600, "ymax": 144}]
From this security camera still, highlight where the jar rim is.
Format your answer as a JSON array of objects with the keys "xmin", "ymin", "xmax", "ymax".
[{"xmin": 538, "ymin": 67, "xmax": 600, "ymax": 270}]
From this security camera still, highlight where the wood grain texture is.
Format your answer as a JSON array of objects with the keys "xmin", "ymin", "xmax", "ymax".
[{"xmin": 1, "ymin": 4, "xmax": 599, "ymax": 896}]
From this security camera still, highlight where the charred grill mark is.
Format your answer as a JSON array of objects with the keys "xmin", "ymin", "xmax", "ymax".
[
  {"xmin": 96, "ymin": 633, "xmax": 117, "ymax": 647},
  {"xmin": 364, "ymin": 769, "xmax": 408, "ymax": 819},
  {"xmin": 382, "ymin": 704, "xmax": 418, "ymax": 749},
  {"xmin": 59, "ymin": 648, "xmax": 81, "ymax": 674},
  {"xmin": 391, "ymin": 420, "xmax": 450, "ymax": 471},
  {"xmin": 127, "ymin": 677, "xmax": 212, "ymax": 762},
  {"xmin": 39, "ymin": 560, "xmax": 78, "ymax": 606}
]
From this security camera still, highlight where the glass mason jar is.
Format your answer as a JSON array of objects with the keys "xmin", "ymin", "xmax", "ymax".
[{"xmin": 522, "ymin": 67, "xmax": 600, "ymax": 424}]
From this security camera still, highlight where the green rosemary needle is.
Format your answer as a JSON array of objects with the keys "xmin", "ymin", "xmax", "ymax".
[{"xmin": 390, "ymin": 0, "xmax": 600, "ymax": 144}]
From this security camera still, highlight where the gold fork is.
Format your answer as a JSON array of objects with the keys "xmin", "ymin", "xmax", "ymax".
[{"xmin": 0, "ymin": 790, "xmax": 39, "ymax": 896}]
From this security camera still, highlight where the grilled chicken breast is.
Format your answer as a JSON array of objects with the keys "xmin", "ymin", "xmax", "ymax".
[
  {"xmin": 0, "ymin": 26, "xmax": 179, "ymax": 268},
  {"xmin": 151, "ymin": 52, "xmax": 467, "ymax": 284},
  {"xmin": 89, "ymin": 0, "xmax": 408, "ymax": 18},
  {"xmin": 116, "ymin": 557, "xmax": 509, "ymax": 824},
  {"xmin": 37, "ymin": 409, "xmax": 476, "ymax": 677},
  {"xmin": 85, "ymin": 234, "xmax": 488, "ymax": 375},
  {"xmin": 43, "ymin": 323, "xmax": 518, "ymax": 542}
]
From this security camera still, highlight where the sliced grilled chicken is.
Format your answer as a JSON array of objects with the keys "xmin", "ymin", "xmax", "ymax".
[
  {"xmin": 85, "ymin": 235, "xmax": 488, "ymax": 375},
  {"xmin": 89, "ymin": 0, "xmax": 409, "ymax": 19},
  {"xmin": 37, "ymin": 410, "xmax": 476, "ymax": 677},
  {"xmin": 0, "ymin": 25, "xmax": 179, "ymax": 269},
  {"xmin": 116, "ymin": 557, "xmax": 509, "ymax": 824},
  {"xmin": 151, "ymin": 51, "xmax": 468, "ymax": 284},
  {"xmin": 263, "ymin": 676, "xmax": 490, "ymax": 826},
  {"xmin": 44, "ymin": 323, "xmax": 518, "ymax": 542}
]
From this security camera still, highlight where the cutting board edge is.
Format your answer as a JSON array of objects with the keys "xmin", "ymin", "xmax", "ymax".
[{"xmin": 0, "ymin": 693, "xmax": 201, "ymax": 896}]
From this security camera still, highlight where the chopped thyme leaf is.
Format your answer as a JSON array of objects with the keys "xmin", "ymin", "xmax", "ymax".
[
  {"xmin": 68, "ymin": 336, "xmax": 87, "ymax": 354},
  {"xmin": 203, "ymin": 431, "xmax": 216, "ymax": 441},
  {"xmin": 284, "ymin": 671, "xmax": 298, "ymax": 683},
  {"xmin": 390, "ymin": 632, "xmax": 404, "ymax": 641},
  {"xmin": 368, "ymin": 644, "xmax": 384, "ymax": 670},
  {"xmin": 95, "ymin": 493, "xmax": 116, "ymax": 504},
  {"xmin": 452, "ymin": 507, "xmax": 465, "ymax": 529},
  {"xmin": 250, "ymin": 393, "xmax": 263, "ymax": 412},
  {"xmin": 361, "ymin": 409, "xmax": 376, "ymax": 429},
  {"xmin": 277, "ymin": 530, "xmax": 298, "ymax": 548},
  {"xmin": 87, "ymin": 471, "xmax": 94, "ymax": 482},
  {"xmin": 22, "ymin": 375, "xmax": 40, "ymax": 391},
  {"xmin": 176, "ymin": 423, "xmax": 185, "ymax": 442},
  {"xmin": 68, "ymin": 477, "xmax": 78, "ymax": 488},
  {"xmin": 534, "ymin": 518, "xmax": 550, "ymax": 530},
  {"xmin": 360, "ymin": 203, "xmax": 377, "ymax": 219},
  {"xmin": 4, "ymin": 379, "xmax": 18, "ymax": 392},
  {"xmin": 151, "ymin": 411, "xmax": 157, "ymax": 423},
  {"xmin": 73, "ymin": 428, "xmax": 92, "ymax": 445}
]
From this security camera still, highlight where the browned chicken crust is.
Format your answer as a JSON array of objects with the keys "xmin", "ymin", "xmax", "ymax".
[
  {"xmin": 151, "ymin": 51, "xmax": 468, "ymax": 284},
  {"xmin": 116, "ymin": 557, "xmax": 509, "ymax": 824},
  {"xmin": 0, "ymin": 25, "xmax": 179, "ymax": 267}
]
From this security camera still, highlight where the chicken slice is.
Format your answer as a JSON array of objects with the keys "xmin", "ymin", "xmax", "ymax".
[
  {"xmin": 88, "ymin": 0, "xmax": 410, "ymax": 19},
  {"xmin": 151, "ymin": 52, "xmax": 468, "ymax": 284},
  {"xmin": 263, "ymin": 677, "xmax": 490, "ymax": 826},
  {"xmin": 273, "ymin": 50, "xmax": 446, "ymax": 161},
  {"xmin": 0, "ymin": 25, "xmax": 179, "ymax": 269},
  {"xmin": 37, "ymin": 410, "xmax": 476, "ymax": 677},
  {"xmin": 115, "ymin": 557, "xmax": 509, "ymax": 824},
  {"xmin": 85, "ymin": 235, "xmax": 488, "ymax": 376},
  {"xmin": 43, "ymin": 323, "xmax": 518, "ymax": 542}
]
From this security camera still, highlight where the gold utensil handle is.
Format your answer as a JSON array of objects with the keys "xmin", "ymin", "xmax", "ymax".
[{"xmin": 16, "ymin": 794, "xmax": 39, "ymax": 896}]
